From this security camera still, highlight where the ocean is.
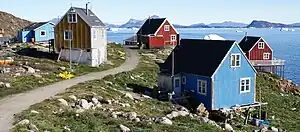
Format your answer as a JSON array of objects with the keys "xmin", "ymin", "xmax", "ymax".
[{"xmin": 107, "ymin": 28, "xmax": 300, "ymax": 84}]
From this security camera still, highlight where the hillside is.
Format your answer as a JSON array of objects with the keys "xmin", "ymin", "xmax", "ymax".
[
  {"xmin": 0, "ymin": 11, "xmax": 32, "ymax": 37},
  {"xmin": 246, "ymin": 20, "xmax": 287, "ymax": 28},
  {"xmin": 208, "ymin": 21, "xmax": 247, "ymax": 28}
]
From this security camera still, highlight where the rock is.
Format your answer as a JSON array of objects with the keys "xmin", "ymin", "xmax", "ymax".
[
  {"xmin": 119, "ymin": 124, "xmax": 130, "ymax": 132},
  {"xmin": 112, "ymin": 113, "xmax": 118, "ymax": 118},
  {"xmin": 95, "ymin": 103, "xmax": 102, "ymax": 108},
  {"xmin": 75, "ymin": 109, "xmax": 85, "ymax": 113},
  {"xmin": 270, "ymin": 126, "xmax": 279, "ymax": 132},
  {"xmin": 30, "ymin": 110, "xmax": 39, "ymax": 114},
  {"xmin": 178, "ymin": 106, "xmax": 189, "ymax": 112},
  {"xmin": 199, "ymin": 117, "xmax": 210, "ymax": 123},
  {"xmin": 16, "ymin": 119, "xmax": 30, "ymax": 125},
  {"xmin": 35, "ymin": 69, "xmax": 40, "ymax": 72},
  {"xmin": 0, "ymin": 82, "xmax": 4, "ymax": 86},
  {"xmin": 80, "ymin": 99, "xmax": 93, "ymax": 109},
  {"xmin": 23, "ymin": 65, "xmax": 35, "ymax": 74},
  {"xmin": 178, "ymin": 111, "xmax": 189, "ymax": 117},
  {"xmin": 123, "ymin": 93, "xmax": 134, "ymax": 100},
  {"xmin": 260, "ymin": 127, "xmax": 268, "ymax": 132},
  {"xmin": 134, "ymin": 118, "xmax": 141, "ymax": 122},
  {"xmin": 16, "ymin": 67, "xmax": 26, "ymax": 73},
  {"xmin": 154, "ymin": 59, "xmax": 164, "ymax": 63},
  {"xmin": 196, "ymin": 103, "xmax": 209, "ymax": 117},
  {"xmin": 291, "ymin": 108, "xmax": 297, "ymax": 111},
  {"xmin": 106, "ymin": 61, "xmax": 114, "ymax": 66},
  {"xmin": 76, "ymin": 113, "xmax": 79, "ymax": 117},
  {"xmin": 5, "ymin": 83, "xmax": 11, "ymax": 88},
  {"xmin": 166, "ymin": 111, "xmax": 179, "ymax": 119},
  {"xmin": 33, "ymin": 74, "xmax": 42, "ymax": 78},
  {"xmin": 64, "ymin": 126, "xmax": 71, "ymax": 131},
  {"xmin": 59, "ymin": 67, "xmax": 66, "ymax": 71},
  {"xmin": 14, "ymin": 73, "xmax": 21, "ymax": 76},
  {"xmin": 224, "ymin": 123, "xmax": 234, "ymax": 131},
  {"xmin": 0, "ymin": 68, "xmax": 10, "ymax": 73},
  {"xmin": 29, "ymin": 123, "xmax": 39, "ymax": 131},
  {"xmin": 68, "ymin": 95, "xmax": 77, "ymax": 101},
  {"xmin": 92, "ymin": 97, "xmax": 99, "ymax": 104},
  {"xmin": 124, "ymin": 112, "xmax": 137, "ymax": 120},
  {"xmin": 104, "ymin": 81, "xmax": 113, "ymax": 85},
  {"xmin": 58, "ymin": 98, "xmax": 68, "ymax": 106},
  {"xmin": 158, "ymin": 117, "xmax": 173, "ymax": 125}
]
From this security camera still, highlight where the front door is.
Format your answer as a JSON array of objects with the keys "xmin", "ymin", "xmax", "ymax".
[{"xmin": 173, "ymin": 77, "xmax": 181, "ymax": 98}]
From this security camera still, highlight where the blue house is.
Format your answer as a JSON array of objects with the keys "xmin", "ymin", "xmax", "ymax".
[
  {"xmin": 18, "ymin": 22, "xmax": 54, "ymax": 43},
  {"xmin": 158, "ymin": 39, "xmax": 257, "ymax": 110}
]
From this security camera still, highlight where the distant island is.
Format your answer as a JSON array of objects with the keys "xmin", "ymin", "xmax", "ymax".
[{"xmin": 104, "ymin": 15, "xmax": 300, "ymax": 29}]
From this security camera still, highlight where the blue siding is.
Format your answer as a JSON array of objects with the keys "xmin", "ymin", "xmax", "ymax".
[
  {"xmin": 34, "ymin": 23, "xmax": 54, "ymax": 42},
  {"xmin": 213, "ymin": 44, "xmax": 256, "ymax": 110},
  {"xmin": 18, "ymin": 31, "xmax": 33, "ymax": 43},
  {"xmin": 182, "ymin": 73, "xmax": 212, "ymax": 109}
]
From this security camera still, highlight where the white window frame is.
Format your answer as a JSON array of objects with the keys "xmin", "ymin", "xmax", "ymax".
[
  {"xmin": 64, "ymin": 30, "xmax": 72, "ymax": 40},
  {"xmin": 171, "ymin": 35, "xmax": 176, "ymax": 41},
  {"xmin": 230, "ymin": 53, "xmax": 241, "ymax": 68},
  {"xmin": 174, "ymin": 77, "xmax": 181, "ymax": 88},
  {"xmin": 164, "ymin": 25, "xmax": 170, "ymax": 31},
  {"xmin": 263, "ymin": 53, "xmax": 270, "ymax": 60},
  {"xmin": 40, "ymin": 30, "xmax": 46, "ymax": 37},
  {"xmin": 182, "ymin": 76, "xmax": 186, "ymax": 84},
  {"xmin": 93, "ymin": 30, "xmax": 97, "ymax": 40},
  {"xmin": 68, "ymin": 13, "xmax": 77, "ymax": 23},
  {"xmin": 258, "ymin": 42, "xmax": 264, "ymax": 49},
  {"xmin": 240, "ymin": 77, "xmax": 251, "ymax": 93},
  {"xmin": 197, "ymin": 80, "xmax": 207, "ymax": 95}
]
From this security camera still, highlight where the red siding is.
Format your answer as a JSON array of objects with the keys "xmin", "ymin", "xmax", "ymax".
[
  {"xmin": 149, "ymin": 36, "xmax": 164, "ymax": 48},
  {"xmin": 150, "ymin": 20, "xmax": 179, "ymax": 48},
  {"xmin": 249, "ymin": 39, "xmax": 273, "ymax": 60}
]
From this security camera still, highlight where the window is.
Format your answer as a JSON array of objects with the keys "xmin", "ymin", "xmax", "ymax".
[
  {"xmin": 40, "ymin": 30, "xmax": 46, "ymax": 37},
  {"xmin": 197, "ymin": 80, "xmax": 207, "ymax": 95},
  {"xmin": 182, "ymin": 76, "xmax": 186, "ymax": 84},
  {"xmin": 231, "ymin": 54, "xmax": 241, "ymax": 67},
  {"xmin": 171, "ymin": 35, "xmax": 176, "ymax": 41},
  {"xmin": 258, "ymin": 42, "xmax": 264, "ymax": 49},
  {"xmin": 263, "ymin": 53, "xmax": 270, "ymax": 60},
  {"xmin": 164, "ymin": 25, "xmax": 170, "ymax": 31},
  {"xmin": 174, "ymin": 78, "xmax": 180, "ymax": 87},
  {"xmin": 240, "ymin": 78, "xmax": 250, "ymax": 93},
  {"xmin": 68, "ymin": 13, "xmax": 77, "ymax": 23},
  {"xmin": 64, "ymin": 30, "xmax": 72, "ymax": 40},
  {"xmin": 93, "ymin": 30, "xmax": 97, "ymax": 40}
]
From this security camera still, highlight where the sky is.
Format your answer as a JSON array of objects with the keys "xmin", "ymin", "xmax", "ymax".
[{"xmin": 1, "ymin": 0, "xmax": 300, "ymax": 25}]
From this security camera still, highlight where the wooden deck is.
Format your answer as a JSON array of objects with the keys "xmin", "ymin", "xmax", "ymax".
[{"xmin": 250, "ymin": 58, "xmax": 285, "ymax": 66}]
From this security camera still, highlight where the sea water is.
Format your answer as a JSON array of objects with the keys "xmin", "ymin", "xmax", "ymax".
[{"xmin": 107, "ymin": 28, "xmax": 300, "ymax": 84}]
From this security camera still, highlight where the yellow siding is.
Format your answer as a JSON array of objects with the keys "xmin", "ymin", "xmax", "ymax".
[{"xmin": 54, "ymin": 13, "xmax": 91, "ymax": 52}]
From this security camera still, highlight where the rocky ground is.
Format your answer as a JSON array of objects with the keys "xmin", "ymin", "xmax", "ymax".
[
  {"xmin": 0, "ymin": 43, "xmax": 125, "ymax": 99},
  {"xmin": 12, "ymin": 48, "xmax": 300, "ymax": 132}
]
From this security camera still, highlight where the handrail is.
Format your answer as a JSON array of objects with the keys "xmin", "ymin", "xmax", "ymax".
[{"xmin": 250, "ymin": 58, "xmax": 285, "ymax": 66}]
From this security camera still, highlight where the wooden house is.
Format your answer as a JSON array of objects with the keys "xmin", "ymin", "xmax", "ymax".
[
  {"xmin": 158, "ymin": 39, "xmax": 257, "ymax": 110},
  {"xmin": 18, "ymin": 22, "xmax": 54, "ymax": 43},
  {"xmin": 136, "ymin": 18, "xmax": 179, "ymax": 48},
  {"xmin": 54, "ymin": 3, "xmax": 107, "ymax": 67},
  {"xmin": 239, "ymin": 36, "xmax": 285, "ymax": 77}
]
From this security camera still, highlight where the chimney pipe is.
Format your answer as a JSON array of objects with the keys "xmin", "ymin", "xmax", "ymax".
[
  {"xmin": 245, "ymin": 31, "xmax": 248, "ymax": 41},
  {"xmin": 86, "ymin": 2, "xmax": 90, "ymax": 15}
]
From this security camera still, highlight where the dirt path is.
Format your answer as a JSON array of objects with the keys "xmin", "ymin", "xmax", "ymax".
[{"xmin": 0, "ymin": 48, "xmax": 139, "ymax": 132}]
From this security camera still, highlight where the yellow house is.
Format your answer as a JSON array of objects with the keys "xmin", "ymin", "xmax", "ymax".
[{"xmin": 55, "ymin": 4, "xmax": 107, "ymax": 67}]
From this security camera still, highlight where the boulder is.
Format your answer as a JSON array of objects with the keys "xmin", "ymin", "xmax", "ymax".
[
  {"xmin": 178, "ymin": 111, "xmax": 189, "ymax": 117},
  {"xmin": 159, "ymin": 117, "xmax": 173, "ymax": 125},
  {"xmin": 59, "ymin": 67, "xmax": 66, "ymax": 71},
  {"xmin": 14, "ymin": 73, "xmax": 21, "ymax": 76},
  {"xmin": 166, "ymin": 111, "xmax": 179, "ymax": 119},
  {"xmin": 199, "ymin": 117, "xmax": 210, "ymax": 123},
  {"xmin": 33, "ymin": 74, "xmax": 42, "ymax": 78},
  {"xmin": 120, "ymin": 124, "xmax": 130, "ymax": 132},
  {"xmin": 134, "ymin": 118, "xmax": 141, "ymax": 122},
  {"xmin": 5, "ymin": 83, "xmax": 11, "ymax": 88},
  {"xmin": 23, "ymin": 66, "xmax": 35, "ymax": 74},
  {"xmin": 92, "ymin": 97, "xmax": 99, "ymax": 104},
  {"xmin": 30, "ymin": 110, "xmax": 39, "ymax": 114},
  {"xmin": 68, "ymin": 95, "xmax": 77, "ymax": 101},
  {"xmin": 196, "ymin": 103, "xmax": 209, "ymax": 117},
  {"xmin": 16, "ymin": 119, "xmax": 30, "ymax": 125},
  {"xmin": 123, "ymin": 93, "xmax": 134, "ymax": 100},
  {"xmin": 260, "ymin": 127, "xmax": 268, "ymax": 132},
  {"xmin": 64, "ymin": 126, "xmax": 71, "ymax": 131},
  {"xmin": 224, "ymin": 123, "xmax": 234, "ymax": 131},
  {"xmin": 29, "ymin": 123, "xmax": 39, "ymax": 131},
  {"xmin": 123, "ymin": 112, "xmax": 137, "ymax": 120},
  {"xmin": 270, "ymin": 126, "xmax": 279, "ymax": 132},
  {"xmin": 57, "ymin": 98, "xmax": 68, "ymax": 106},
  {"xmin": 178, "ymin": 106, "xmax": 189, "ymax": 112}
]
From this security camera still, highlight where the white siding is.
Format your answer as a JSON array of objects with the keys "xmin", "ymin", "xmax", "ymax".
[{"xmin": 90, "ymin": 27, "xmax": 107, "ymax": 66}]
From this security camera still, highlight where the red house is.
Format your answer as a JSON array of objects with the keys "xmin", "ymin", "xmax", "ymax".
[
  {"xmin": 136, "ymin": 18, "xmax": 179, "ymax": 48},
  {"xmin": 239, "ymin": 36, "xmax": 285, "ymax": 77}
]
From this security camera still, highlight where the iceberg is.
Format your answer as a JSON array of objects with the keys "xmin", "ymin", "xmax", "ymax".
[{"xmin": 203, "ymin": 34, "xmax": 226, "ymax": 40}]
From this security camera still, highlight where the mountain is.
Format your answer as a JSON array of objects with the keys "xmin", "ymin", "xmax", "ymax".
[
  {"xmin": 119, "ymin": 15, "xmax": 160, "ymax": 28},
  {"xmin": 104, "ymin": 23, "xmax": 120, "ymax": 28},
  {"xmin": 0, "ymin": 11, "xmax": 32, "ymax": 37},
  {"xmin": 246, "ymin": 20, "xmax": 287, "ymax": 28},
  {"xmin": 289, "ymin": 23, "xmax": 300, "ymax": 27},
  {"xmin": 189, "ymin": 23, "xmax": 210, "ymax": 28},
  {"xmin": 208, "ymin": 21, "xmax": 247, "ymax": 28}
]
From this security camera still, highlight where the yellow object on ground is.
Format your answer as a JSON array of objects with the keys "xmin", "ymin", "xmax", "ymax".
[
  {"xmin": 58, "ymin": 71, "xmax": 74, "ymax": 79},
  {"xmin": 118, "ymin": 51, "xmax": 125, "ymax": 55}
]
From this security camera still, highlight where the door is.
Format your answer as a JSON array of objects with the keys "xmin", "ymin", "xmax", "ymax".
[{"xmin": 173, "ymin": 77, "xmax": 181, "ymax": 98}]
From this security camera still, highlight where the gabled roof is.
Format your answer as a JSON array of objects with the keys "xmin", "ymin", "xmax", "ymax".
[
  {"xmin": 160, "ymin": 39, "xmax": 236, "ymax": 77},
  {"xmin": 22, "ymin": 22, "xmax": 48, "ymax": 31},
  {"xmin": 238, "ymin": 36, "xmax": 261, "ymax": 52},
  {"xmin": 58, "ymin": 7, "xmax": 105, "ymax": 27},
  {"xmin": 136, "ymin": 18, "xmax": 166, "ymax": 35},
  {"xmin": 124, "ymin": 35, "xmax": 137, "ymax": 42}
]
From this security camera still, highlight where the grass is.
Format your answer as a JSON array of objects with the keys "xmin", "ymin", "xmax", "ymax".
[
  {"xmin": 0, "ymin": 43, "xmax": 125, "ymax": 98},
  {"xmin": 13, "ymin": 50, "xmax": 220, "ymax": 132}
]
